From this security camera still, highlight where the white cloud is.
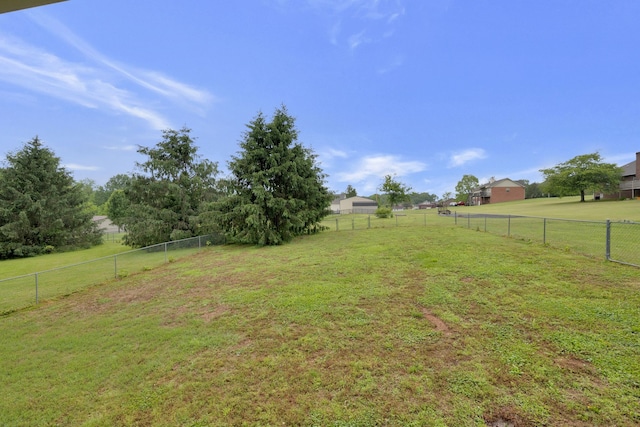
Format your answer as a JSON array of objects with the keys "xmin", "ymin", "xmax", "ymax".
[
  {"xmin": 348, "ymin": 30, "xmax": 368, "ymax": 50},
  {"xmin": 64, "ymin": 163, "xmax": 100, "ymax": 171},
  {"xmin": 0, "ymin": 12, "xmax": 214, "ymax": 130},
  {"xmin": 448, "ymin": 148, "xmax": 487, "ymax": 168},
  {"xmin": 103, "ymin": 145, "xmax": 137, "ymax": 152},
  {"xmin": 320, "ymin": 147, "xmax": 349, "ymax": 160},
  {"xmin": 335, "ymin": 154, "xmax": 426, "ymax": 182},
  {"xmin": 303, "ymin": 0, "xmax": 405, "ymax": 49}
]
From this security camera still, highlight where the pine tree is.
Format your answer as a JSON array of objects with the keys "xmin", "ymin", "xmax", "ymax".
[
  {"xmin": 211, "ymin": 106, "xmax": 332, "ymax": 245},
  {"xmin": 0, "ymin": 137, "xmax": 102, "ymax": 258},
  {"xmin": 120, "ymin": 127, "xmax": 219, "ymax": 247}
]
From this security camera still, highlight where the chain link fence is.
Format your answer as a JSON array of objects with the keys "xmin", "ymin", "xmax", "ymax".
[
  {"xmin": 321, "ymin": 213, "xmax": 430, "ymax": 231},
  {"xmin": 321, "ymin": 212, "xmax": 640, "ymax": 267},
  {"xmin": 451, "ymin": 213, "xmax": 640, "ymax": 267},
  {"xmin": 0, "ymin": 234, "xmax": 224, "ymax": 315}
]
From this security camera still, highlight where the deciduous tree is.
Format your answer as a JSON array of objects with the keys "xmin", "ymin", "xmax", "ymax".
[
  {"xmin": 540, "ymin": 153, "xmax": 622, "ymax": 202},
  {"xmin": 0, "ymin": 137, "xmax": 102, "ymax": 258},
  {"xmin": 455, "ymin": 174, "xmax": 479, "ymax": 202},
  {"xmin": 345, "ymin": 185, "xmax": 357, "ymax": 198},
  {"xmin": 380, "ymin": 175, "xmax": 411, "ymax": 209},
  {"xmin": 211, "ymin": 106, "xmax": 332, "ymax": 245}
]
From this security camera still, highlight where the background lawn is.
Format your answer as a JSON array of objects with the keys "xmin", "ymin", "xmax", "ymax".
[{"xmin": 1, "ymin": 223, "xmax": 638, "ymax": 426}]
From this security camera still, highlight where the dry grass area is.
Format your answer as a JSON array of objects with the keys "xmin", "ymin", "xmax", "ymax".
[{"xmin": 1, "ymin": 224, "xmax": 639, "ymax": 426}]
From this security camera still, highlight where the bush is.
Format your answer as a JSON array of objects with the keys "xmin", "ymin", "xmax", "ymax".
[{"xmin": 375, "ymin": 207, "xmax": 393, "ymax": 218}]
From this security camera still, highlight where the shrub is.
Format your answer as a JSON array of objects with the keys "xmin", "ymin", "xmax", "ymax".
[{"xmin": 375, "ymin": 207, "xmax": 393, "ymax": 218}]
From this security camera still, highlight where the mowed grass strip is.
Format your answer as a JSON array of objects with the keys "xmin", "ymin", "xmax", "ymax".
[{"xmin": 1, "ymin": 225, "xmax": 639, "ymax": 426}]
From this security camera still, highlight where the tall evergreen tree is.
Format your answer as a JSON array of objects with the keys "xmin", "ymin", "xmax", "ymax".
[
  {"xmin": 119, "ymin": 127, "xmax": 219, "ymax": 247},
  {"xmin": 0, "ymin": 137, "xmax": 102, "ymax": 258},
  {"xmin": 211, "ymin": 106, "xmax": 332, "ymax": 245}
]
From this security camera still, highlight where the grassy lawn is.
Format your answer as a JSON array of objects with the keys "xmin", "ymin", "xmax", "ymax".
[
  {"xmin": 450, "ymin": 196, "xmax": 640, "ymax": 221},
  {"xmin": 1, "ymin": 225, "xmax": 638, "ymax": 426},
  {"xmin": 0, "ymin": 236, "xmax": 215, "ymax": 314},
  {"xmin": 0, "ymin": 234, "xmax": 129, "ymax": 280}
]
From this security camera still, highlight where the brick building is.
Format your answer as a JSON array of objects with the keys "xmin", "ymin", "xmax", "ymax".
[{"xmin": 470, "ymin": 178, "xmax": 525, "ymax": 205}]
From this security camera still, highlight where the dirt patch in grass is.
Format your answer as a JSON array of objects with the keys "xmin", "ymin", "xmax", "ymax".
[
  {"xmin": 201, "ymin": 304, "xmax": 229, "ymax": 322},
  {"xmin": 421, "ymin": 307, "xmax": 451, "ymax": 335}
]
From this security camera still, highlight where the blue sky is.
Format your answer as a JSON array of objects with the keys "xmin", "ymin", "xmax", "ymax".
[{"xmin": 1, "ymin": 0, "xmax": 639, "ymax": 197}]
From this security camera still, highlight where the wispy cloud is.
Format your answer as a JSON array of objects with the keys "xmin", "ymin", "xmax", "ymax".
[
  {"xmin": 0, "ymin": 12, "xmax": 214, "ymax": 130},
  {"xmin": 103, "ymin": 145, "xmax": 137, "ymax": 152},
  {"xmin": 448, "ymin": 148, "xmax": 487, "ymax": 168},
  {"xmin": 377, "ymin": 54, "xmax": 404, "ymax": 74},
  {"xmin": 304, "ymin": 0, "xmax": 405, "ymax": 50},
  {"xmin": 64, "ymin": 163, "xmax": 100, "ymax": 171},
  {"xmin": 320, "ymin": 147, "xmax": 349, "ymax": 160},
  {"xmin": 335, "ymin": 154, "xmax": 426, "ymax": 191}
]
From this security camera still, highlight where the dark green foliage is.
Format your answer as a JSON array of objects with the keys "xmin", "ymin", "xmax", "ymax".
[
  {"xmin": 105, "ymin": 189, "xmax": 129, "ymax": 230},
  {"xmin": 409, "ymin": 191, "xmax": 437, "ymax": 205},
  {"xmin": 119, "ymin": 127, "xmax": 219, "ymax": 247},
  {"xmin": 211, "ymin": 106, "xmax": 332, "ymax": 245},
  {"xmin": 0, "ymin": 137, "xmax": 102, "ymax": 258},
  {"xmin": 540, "ymin": 153, "xmax": 622, "ymax": 202},
  {"xmin": 94, "ymin": 174, "xmax": 132, "ymax": 207},
  {"xmin": 518, "ymin": 179, "xmax": 545, "ymax": 199},
  {"xmin": 345, "ymin": 185, "xmax": 357, "ymax": 198}
]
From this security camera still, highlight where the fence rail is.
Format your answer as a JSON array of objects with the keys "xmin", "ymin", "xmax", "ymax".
[{"xmin": 0, "ymin": 234, "xmax": 224, "ymax": 314}]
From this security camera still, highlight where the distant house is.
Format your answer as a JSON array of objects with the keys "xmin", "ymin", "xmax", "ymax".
[
  {"xmin": 418, "ymin": 200, "xmax": 436, "ymax": 209},
  {"xmin": 612, "ymin": 152, "xmax": 640, "ymax": 199},
  {"xmin": 470, "ymin": 178, "xmax": 525, "ymax": 205},
  {"xmin": 338, "ymin": 196, "xmax": 378, "ymax": 214},
  {"xmin": 330, "ymin": 195, "xmax": 344, "ymax": 214}
]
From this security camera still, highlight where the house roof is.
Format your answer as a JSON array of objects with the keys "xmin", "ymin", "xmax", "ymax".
[
  {"xmin": 342, "ymin": 196, "xmax": 376, "ymax": 203},
  {"xmin": 0, "ymin": 0, "xmax": 66, "ymax": 14},
  {"xmin": 474, "ymin": 178, "xmax": 525, "ymax": 191},
  {"xmin": 621, "ymin": 160, "xmax": 636, "ymax": 177}
]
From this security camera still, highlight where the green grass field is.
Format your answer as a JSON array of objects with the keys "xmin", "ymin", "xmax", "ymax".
[
  {"xmin": 451, "ymin": 196, "xmax": 640, "ymax": 221},
  {"xmin": 0, "ymin": 235, "xmax": 216, "ymax": 314},
  {"xmin": 0, "ymin": 234, "xmax": 129, "ymax": 280},
  {"xmin": 1, "ymin": 218, "xmax": 639, "ymax": 425}
]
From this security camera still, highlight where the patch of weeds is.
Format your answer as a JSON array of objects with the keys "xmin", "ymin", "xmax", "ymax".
[{"xmin": 447, "ymin": 370, "xmax": 491, "ymax": 399}]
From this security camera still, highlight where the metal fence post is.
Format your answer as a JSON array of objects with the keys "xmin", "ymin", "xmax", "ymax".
[
  {"xmin": 368, "ymin": 215, "xmax": 371, "ymax": 229},
  {"xmin": 484, "ymin": 216, "xmax": 487, "ymax": 232},
  {"xmin": 336, "ymin": 218, "xmax": 339, "ymax": 232},
  {"xmin": 454, "ymin": 211, "xmax": 457, "ymax": 225},
  {"xmin": 508, "ymin": 215, "xmax": 511, "ymax": 237},
  {"xmin": 467, "ymin": 214, "xmax": 470, "ymax": 229},
  {"xmin": 114, "ymin": 255, "xmax": 118, "ymax": 278},
  {"xmin": 164, "ymin": 242, "xmax": 168, "ymax": 262},
  {"xmin": 35, "ymin": 273, "xmax": 39, "ymax": 304},
  {"xmin": 543, "ymin": 218, "xmax": 547, "ymax": 245},
  {"xmin": 605, "ymin": 219, "xmax": 611, "ymax": 260}
]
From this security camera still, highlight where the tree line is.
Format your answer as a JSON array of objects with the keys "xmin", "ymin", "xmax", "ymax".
[
  {"xmin": 0, "ymin": 105, "xmax": 624, "ymax": 259},
  {"xmin": 449, "ymin": 153, "xmax": 622, "ymax": 204},
  {"xmin": 0, "ymin": 107, "xmax": 332, "ymax": 258}
]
